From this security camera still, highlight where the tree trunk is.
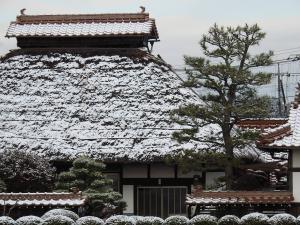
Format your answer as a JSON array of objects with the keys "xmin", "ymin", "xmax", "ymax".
[
  {"xmin": 223, "ymin": 123, "xmax": 234, "ymax": 190},
  {"xmin": 225, "ymin": 160, "xmax": 234, "ymax": 189}
]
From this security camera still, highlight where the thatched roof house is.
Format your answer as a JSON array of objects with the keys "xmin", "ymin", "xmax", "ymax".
[{"xmin": 0, "ymin": 10, "xmax": 278, "ymax": 218}]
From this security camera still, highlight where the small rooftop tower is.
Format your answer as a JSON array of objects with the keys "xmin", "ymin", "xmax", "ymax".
[{"xmin": 6, "ymin": 8, "xmax": 159, "ymax": 50}]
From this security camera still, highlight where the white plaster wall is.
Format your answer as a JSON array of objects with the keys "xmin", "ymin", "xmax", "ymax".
[
  {"xmin": 206, "ymin": 172, "xmax": 225, "ymax": 189},
  {"xmin": 293, "ymin": 172, "xmax": 300, "ymax": 202},
  {"xmin": 178, "ymin": 169, "xmax": 202, "ymax": 178},
  {"xmin": 122, "ymin": 185, "xmax": 134, "ymax": 214},
  {"xmin": 123, "ymin": 164, "xmax": 147, "ymax": 178},
  {"xmin": 293, "ymin": 151, "xmax": 300, "ymax": 167},
  {"xmin": 151, "ymin": 163, "xmax": 174, "ymax": 178}
]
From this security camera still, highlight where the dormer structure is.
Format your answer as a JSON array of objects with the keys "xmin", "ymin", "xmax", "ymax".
[{"xmin": 6, "ymin": 10, "xmax": 159, "ymax": 49}]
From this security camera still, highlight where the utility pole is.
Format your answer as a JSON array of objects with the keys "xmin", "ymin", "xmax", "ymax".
[{"xmin": 277, "ymin": 63, "xmax": 282, "ymax": 116}]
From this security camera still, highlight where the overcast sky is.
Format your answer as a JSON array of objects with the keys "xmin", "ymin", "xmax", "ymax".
[{"xmin": 0, "ymin": 0, "xmax": 300, "ymax": 66}]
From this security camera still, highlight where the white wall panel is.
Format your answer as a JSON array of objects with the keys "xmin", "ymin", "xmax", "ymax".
[{"xmin": 123, "ymin": 185, "xmax": 134, "ymax": 214}]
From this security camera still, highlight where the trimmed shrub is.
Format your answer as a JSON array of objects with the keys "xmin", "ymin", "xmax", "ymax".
[
  {"xmin": 218, "ymin": 215, "xmax": 241, "ymax": 225},
  {"xmin": 42, "ymin": 209, "xmax": 79, "ymax": 221},
  {"xmin": 296, "ymin": 215, "xmax": 300, "ymax": 225},
  {"xmin": 41, "ymin": 215, "xmax": 75, "ymax": 225},
  {"xmin": 77, "ymin": 216, "xmax": 104, "ymax": 225},
  {"xmin": 241, "ymin": 213, "xmax": 269, "ymax": 225},
  {"xmin": 164, "ymin": 216, "xmax": 189, "ymax": 225},
  {"xmin": 16, "ymin": 216, "xmax": 43, "ymax": 225},
  {"xmin": 0, "ymin": 217, "xmax": 15, "ymax": 225},
  {"xmin": 135, "ymin": 216, "xmax": 164, "ymax": 225},
  {"xmin": 130, "ymin": 217, "xmax": 144, "ymax": 223},
  {"xmin": 190, "ymin": 215, "xmax": 217, "ymax": 225},
  {"xmin": 269, "ymin": 214, "xmax": 296, "ymax": 225},
  {"xmin": 105, "ymin": 215, "xmax": 135, "ymax": 225}
]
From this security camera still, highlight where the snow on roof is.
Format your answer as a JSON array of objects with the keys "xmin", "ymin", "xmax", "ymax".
[
  {"xmin": 6, "ymin": 12, "xmax": 158, "ymax": 39},
  {"xmin": 0, "ymin": 48, "xmax": 274, "ymax": 162},
  {"xmin": 6, "ymin": 21, "xmax": 154, "ymax": 38},
  {"xmin": 258, "ymin": 84, "xmax": 300, "ymax": 149},
  {"xmin": 0, "ymin": 48, "xmax": 212, "ymax": 162},
  {"xmin": 186, "ymin": 186, "xmax": 294, "ymax": 205},
  {"xmin": 0, "ymin": 192, "xmax": 86, "ymax": 206}
]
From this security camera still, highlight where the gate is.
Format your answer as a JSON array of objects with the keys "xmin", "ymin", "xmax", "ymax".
[{"xmin": 137, "ymin": 186, "xmax": 187, "ymax": 218}]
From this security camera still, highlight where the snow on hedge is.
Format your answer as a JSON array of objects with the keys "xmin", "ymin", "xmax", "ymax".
[
  {"xmin": 135, "ymin": 216, "xmax": 164, "ymax": 225},
  {"xmin": 42, "ymin": 209, "xmax": 79, "ymax": 221},
  {"xmin": 269, "ymin": 214, "xmax": 296, "ymax": 225},
  {"xmin": 105, "ymin": 215, "xmax": 135, "ymax": 225},
  {"xmin": 190, "ymin": 215, "xmax": 217, "ymax": 225},
  {"xmin": 218, "ymin": 215, "xmax": 241, "ymax": 225},
  {"xmin": 76, "ymin": 216, "xmax": 104, "ymax": 225},
  {"xmin": 163, "ymin": 216, "xmax": 189, "ymax": 225},
  {"xmin": 41, "ymin": 215, "xmax": 75, "ymax": 225},
  {"xmin": 0, "ymin": 217, "xmax": 15, "ymax": 225},
  {"xmin": 16, "ymin": 216, "xmax": 43, "ymax": 225},
  {"xmin": 241, "ymin": 213, "xmax": 269, "ymax": 225}
]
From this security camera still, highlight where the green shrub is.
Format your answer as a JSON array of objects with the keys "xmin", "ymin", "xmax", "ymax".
[
  {"xmin": 76, "ymin": 216, "xmax": 104, "ymax": 225},
  {"xmin": 190, "ymin": 215, "xmax": 217, "ymax": 225},
  {"xmin": 241, "ymin": 213, "xmax": 269, "ymax": 225},
  {"xmin": 105, "ymin": 215, "xmax": 135, "ymax": 225},
  {"xmin": 269, "ymin": 214, "xmax": 296, "ymax": 225},
  {"xmin": 0, "ymin": 217, "xmax": 15, "ymax": 225},
  {"xmin": 41, "ymin": 215, "xmax": 75, "ymax": 225},
  {"xmin": 218, "ymin": 215, "xmax": 241, "ymax": 225},
  {"xmin": 42, "ymin": 209, "xmax": 79, "ymax": 221},
  {"xmin": 16, "ymin": 216, "xmax": 43, "ymax": 225},
  {"xmin": 164, "ymin": 216, "xmax": 189, "ymax": 225}
]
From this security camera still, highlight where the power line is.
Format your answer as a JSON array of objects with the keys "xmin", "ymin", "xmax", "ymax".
[{"xmin": 274, "ymin": 46, "xmax": 300, "ymax": 53}]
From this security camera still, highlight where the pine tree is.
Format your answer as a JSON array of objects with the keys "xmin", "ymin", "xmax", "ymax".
[
  {"xmin": 55, "ymin": 157, "xmax": 126, "ymax": 218},
  {"xmin": 172, "ymin": 24, "xmax": 273, "ymax": 189}
]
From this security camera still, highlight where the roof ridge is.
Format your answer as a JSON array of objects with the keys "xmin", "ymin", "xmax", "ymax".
[{"xmin": 16, "ymin": 13, "xmax": 150, "ymax": 24}]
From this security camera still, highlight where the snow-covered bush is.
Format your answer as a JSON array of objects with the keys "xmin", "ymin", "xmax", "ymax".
[
  {"xmin": 135, "ymin": 216, "xmax": 164, "ymax": 225},
  {"xmin": 16, "ymin": 216, "xmax": 43, "ymax": 225},
  {"xmin": 130, "ymin": 217, "xmax": 143, "ymax": 223},
  {"xmin": 42, "ymin": 209, "xmax": 79, "ymax": 221},
  {"xmin": 218, "ymin": 215, "xmax": 241, "ymax": 225},
  {"xmin": 163, "ymin": 216, "xmax": 189, "ymax": 225},
  {"xmin": 0, "ymin": 217, "xmax": 15, "ymax": 225},
  {"xmin": 269, "ymin": 214, "xmax": 296, "ymax": 225},
  {"xmin": 76, "ymin": 216, "xmax": 104, "ymax": 225},
  {"xmin": 241, "ymin": 213, "xmax": 269, "ymax": 225},
  {"xmin": 105, "ymin": 215, "xmax": 135, "ymax": 225},
  {"xmin": 189, "ymin": 215, "xmax": 217, "ymax": 225},
  {"xmin": 41, "ymin": 215, "xmax": 75, "ymax": 225},
  {"xmin": 296, "ymin": 215, "xmax": 300, "ymax": 225}
]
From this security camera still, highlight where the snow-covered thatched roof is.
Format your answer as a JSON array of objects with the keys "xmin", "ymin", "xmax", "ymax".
[{"xmin": 0, "ymin": 48, "xmax": 218, "ymax": 162}]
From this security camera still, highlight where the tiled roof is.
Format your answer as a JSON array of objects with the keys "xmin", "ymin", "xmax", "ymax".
[
  {"xmin": 186, "ymin": 187, "xmax": 294, "ymax": 205},
  {"xmin": 6, "ymin": 12, "xmax": 158, "ymax": 39},
  {"xmin": 237, "ymin": 119, "xmax": 287, "ymax": 130},
  {"xmin": 258, "ymin": 84, "xmax": 300, "ymax": 149},
  {"xmin": 0, "ymin": 192, "xmax": 86, "ymax": 206}
]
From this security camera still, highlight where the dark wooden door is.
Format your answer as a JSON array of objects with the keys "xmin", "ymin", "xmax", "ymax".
[{"xmin": 137, "ymin": 187, "xmax": 187, "ymax": 218}]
